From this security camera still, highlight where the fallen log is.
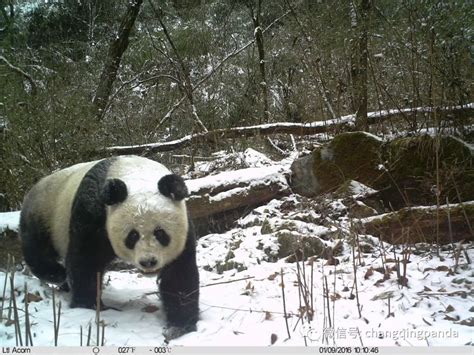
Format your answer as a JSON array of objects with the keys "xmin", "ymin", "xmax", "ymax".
[
  {"xmin": 186, "ymin": 165, "xmax": 290, "ymax": 221},
  {"xmin": 105, "ymin": 104, "xmax": 473, "ymax": 155},
  {"xmin": 360, "ymin": 201, "xmax": 474, "ymax": 244}
]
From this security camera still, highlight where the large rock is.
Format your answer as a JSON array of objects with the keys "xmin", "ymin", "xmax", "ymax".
[
  {"xmin": 312, "ymin": 132, "xmax": 383, "ymax": 193},
  {"xmin": 290, "ymin": 154, "xmax": 319, "ymax": 196},
  {"xmin": 381, "ymin": 135, "xmax": 473, "ymax": 209},
  {"xmin": 275, "ymin": 230, "xmax": 327, "ymax": 261},
  {"xmin": 290, "ymin": 133, "xmax": 474, "ymax": 209},
  {"xmin": 291, "ymin": 132, "xmax": 383, "ymax": 196}
]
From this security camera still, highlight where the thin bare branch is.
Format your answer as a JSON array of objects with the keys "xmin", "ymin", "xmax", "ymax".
[
  {"xmin": 0, "ymin": 55, "xmax": 37, "ymax": 95},
  {"xmin": 156, "ymin": 9, "xmax": 291, "ymax": 128}
]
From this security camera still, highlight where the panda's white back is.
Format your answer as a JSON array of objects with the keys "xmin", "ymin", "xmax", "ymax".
[{"xmin": 106, "ymin": 156, "xmax": 171, "ymax": 196}]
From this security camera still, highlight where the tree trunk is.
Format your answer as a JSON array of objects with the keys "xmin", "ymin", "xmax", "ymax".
[
  {"xmin": 93, "ymin": 0, "xmax": 143, "ymax": 120},
  {"xmin": 350, "ymin": 0, "xmax": 370, "ymax": 131},
  {"xmin": 249, "ymin": 0, "xmax": 269, "ymax": 123}
]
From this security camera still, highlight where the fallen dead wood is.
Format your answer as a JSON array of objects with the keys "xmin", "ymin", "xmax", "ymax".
[
  {"xmin": 106, "ymin": 121, "xmax": 346, "ymax": 155},
  {"xmin": 360, "ymin": 201, "xmax": 474, "ymax": 244},
  {"xmin": 186, "ymin": 165, "xmax": 290, "ymax": 220},
  {"xmin": 105, "ymin": 104, "xmax": 473, "ymax": 155}
]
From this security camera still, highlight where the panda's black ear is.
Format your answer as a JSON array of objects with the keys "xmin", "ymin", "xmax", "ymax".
[
  {"xmin": 158, "ymin": 174, "xmax": 188, "ymax": 201},
  {"xmin": 101, "ymin": 179, "xmax": 128, "ymax": 205}
]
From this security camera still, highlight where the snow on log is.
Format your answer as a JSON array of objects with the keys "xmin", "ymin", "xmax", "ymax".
[
  {"xmin": 105, "ymin": 104, "xmax": 473, "ymax": 155},
  {"xmin": 186, "ymin": 165, "xmax": 290, "ymax": 219}
]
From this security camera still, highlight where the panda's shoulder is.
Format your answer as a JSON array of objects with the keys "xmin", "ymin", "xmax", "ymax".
[
  {"xmin": 107, "ymin": 156, "xmax": 171, "ymax": 192},
  {"xmin": 108, "ymin": 156, "xmax": 169, "ymax": 176}
]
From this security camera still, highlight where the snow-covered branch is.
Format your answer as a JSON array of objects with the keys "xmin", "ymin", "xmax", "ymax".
[{"xmin": 105, "ymin": 103, "xmax": 473, "ymax": 155}]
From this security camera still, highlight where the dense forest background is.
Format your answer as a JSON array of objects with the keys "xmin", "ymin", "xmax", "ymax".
[{"xmin": 1, "ymin": 0, "xmax": 472, "ymax": 209}]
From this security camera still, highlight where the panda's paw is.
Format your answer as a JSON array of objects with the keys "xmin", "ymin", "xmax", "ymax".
[
  {"xmin": 163, "ymin": 324, "xmax": 197, "ymax": 343},
  {"xmin": 70, "ymin": 299, "xmax": 120, "ymax": 311},
  {"xmin": 99, "ymin": 304, "xmax": 121, "ymax": 312},
  {"xmin": 70, "ymin": 300, "xmax": 95, "ymax": 309}
]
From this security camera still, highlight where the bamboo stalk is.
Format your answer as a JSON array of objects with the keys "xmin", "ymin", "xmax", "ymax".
[
  {"xmin": 57, "ymin": 301, "xmax": 62, "ymax": 345},
  {"xmin": 351, "ymin": 233, "xmax": 362, "ymax": 318},
  {"xmin": 52, "ymin": 288, "xmax": 62, "ymax": 346},
  {"xmin": 96, "ymin": 272, "xmax": 101, "ymax": 346},
  {"xmin": 52, "ymin": 288, "xmax": 57, "ymax": 346},
  {"xmin": 24, "ymin": 282, "xmax": 33, "ymax": 346},
  {"xmin": 0, "ymin": 254, "xmax": 10, "ymax": 321},
  {"xmin": 324, "ymin": 276, "xmax": 332, "ymax": 328},
  {"xmin": 10, "ymin": 274, "xmax": 22, "ymax": 346},
  {"xmin": 310, "ymin": 261, "xmax": 314, "ymax": 319},
  {"xmin": 101, "ymin": 322, "xmax": 106, "ymax": 346},
  {"xmin": 7, "ymin": 256, "xmax": 15, "ymax": 322},
  {"xmin": 280, "ymin": 268, "xmax": 291, "ymax": 339},
  {"xmin": 87, "ymin": 323, "xmax": 92, "ymax": 346}
]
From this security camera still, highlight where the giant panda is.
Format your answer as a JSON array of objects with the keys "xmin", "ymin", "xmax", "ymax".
[{"xmin": 19, "ymin": 155, "xmax": 199, "ymax": 340}]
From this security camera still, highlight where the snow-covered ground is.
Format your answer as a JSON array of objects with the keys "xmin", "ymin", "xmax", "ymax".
[{"xmin": 0, "ymin": 150, "xmax": 472, "ymax": 347}]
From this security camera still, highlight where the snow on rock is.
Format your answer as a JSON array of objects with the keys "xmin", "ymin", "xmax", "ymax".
[
  {"xmin": 329, "ymin": 199, "xmax": 347, "ymax": 212},
  {"xmin": 198, "ymin": 226, "xmax": 280, "ymax": 273},
  {"xmin": 347, "ymin": 180, "xmax": 378, "ymax": 198},
  {"xmin": 356, "ymin": 130, "xmax": 385, "ymax": 142}
]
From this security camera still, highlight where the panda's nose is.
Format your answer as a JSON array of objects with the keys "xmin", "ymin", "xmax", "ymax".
[{"xmin": 139, "ymin": 258, "xmax": 157, "ymax": 269}]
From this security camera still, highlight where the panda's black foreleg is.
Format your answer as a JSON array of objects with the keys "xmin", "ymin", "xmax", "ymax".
[
  {"xmin": 66, "ymin": 226, "xmax": 114, "ymax": 309},
  {"xmin": 65, "ymin": 229, "xmax": 115, "ymax": 309},
  {"xmin": 65, "ymin": 242, "xmax": 106, "ymax": 309},
  {"xmin": 159, "ymin": 242, "xmax": 199, "ymax": 341},
  {"xmin": 66, "ymin": 163, "xmax": 116, "ymax": 310}
]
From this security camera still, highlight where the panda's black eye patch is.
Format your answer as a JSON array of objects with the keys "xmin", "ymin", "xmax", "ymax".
[
  {"xmin": 154, "ymin": 228, "xmax": 170, "ymax": 246},
  {"xmin": 125, "ymin": 229, "xmax": 140, "ymax": 249}
]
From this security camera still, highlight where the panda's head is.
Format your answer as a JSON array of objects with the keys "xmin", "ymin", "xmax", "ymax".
[{"xmin": 101, "ymin": 174, "xmax": 189, "ymax": 274}]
